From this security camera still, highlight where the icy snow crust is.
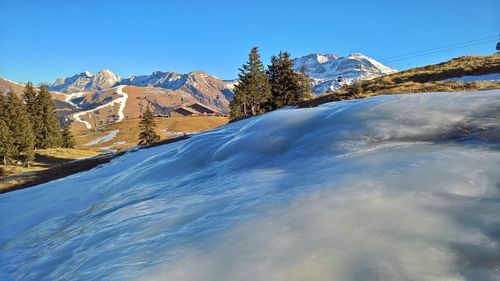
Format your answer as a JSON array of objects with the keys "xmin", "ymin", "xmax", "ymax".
[{"xmin": 1, "ymin": 91, "xmax": 500, "ymax": 280}]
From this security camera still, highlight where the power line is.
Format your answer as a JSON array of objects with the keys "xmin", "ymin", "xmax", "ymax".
[
  {"xmin": 379, "ymin": 35, "xmax": 498, "ymax": 64},
  {"xmin": 380, "ymin": 39, "xmax": 496, "ymax": 64},
  {"xmin": 379, "ymin": 35, "xmax": 497, "ymax": 61}
]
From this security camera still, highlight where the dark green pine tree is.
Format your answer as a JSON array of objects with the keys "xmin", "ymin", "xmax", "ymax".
[
  {"xmin": 230, "ymin": 47, "xmax": 271, "ymax": 118},
  {"xmin": 266, "ymin": 51, "xmax": 302, "ymax": 110},
  {"xmin": 138, "ymin": 106, "xmax": 160, "ymax": 145},
  {"xmin": 23, "ymin": 82, "xmax": 41, "ymax": 138},
  {"xmin": 5, "ymin": 92, "xmax": 35, "ymax": 166},
  {"xmin": 0, "ymin": 93, "xmax": 6, "ymax": 122},
  {"xmin": 0, "ymin": 96, "xmax": 15, "ymax": 165},
  {"xmin": 36, "ymin": 86, "xmax": 62, "ymax": 148},
  {"xmin": 0, "ymin": 119, "xmax": 14, "ymax": 165},
  {"xmin": 298, "ymin": 66, "xmax": 314, "ymax": 100},
  {"xmin": 60, "ymin": 124, "xmax": 76, "ymax": 148}
]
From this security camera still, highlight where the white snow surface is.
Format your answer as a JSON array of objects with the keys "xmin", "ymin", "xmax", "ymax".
[
  {"xmin": 444, "ymin": 73, "xmax": 500, "ymax": 82},
  {"xmin": 72, "ymin": 85, "xmax": 128, "ymax": 129},
  {"xmin": 85, "ymin": 130, "xmax": 119, "ymax": 146},
  {"xmin": 1, "ymin": 91, "xmax": 500, "ymax": 281}
]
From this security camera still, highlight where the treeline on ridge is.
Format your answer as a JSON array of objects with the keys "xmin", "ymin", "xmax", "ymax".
[
  {"xmin": 0, "ymin": 83, "xmax": 75, "ymax": 167},
  {"xmin": 230, "ymin": 47, "xmax": 313, "ymax": 119}
]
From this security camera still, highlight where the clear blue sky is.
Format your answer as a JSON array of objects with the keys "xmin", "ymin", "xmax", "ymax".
[{"xmin": 1, "ymin": 0, "xmax": 498, "ymax": 84}]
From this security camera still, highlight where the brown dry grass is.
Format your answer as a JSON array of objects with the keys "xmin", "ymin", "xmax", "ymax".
[
  {"xmin": 1, "ymin": 148, "xmax": 99, "ymax": 176},
  {"xmin": 0, "ymin": 148, "xmax": 100, "ymax": 191},
  {"xmin": 75, "ymin": 116, "xmax": 229, "ymax": 151}
]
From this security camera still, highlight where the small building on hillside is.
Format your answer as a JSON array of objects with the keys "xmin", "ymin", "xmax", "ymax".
[{"xmin": 168, "ymin": 102, "xmax": 225, "ymax": 117}]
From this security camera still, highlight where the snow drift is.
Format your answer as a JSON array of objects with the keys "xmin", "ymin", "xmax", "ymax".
[{"xmin": 1, "ymin": 90, "xmax": 499, "ymax": 281}]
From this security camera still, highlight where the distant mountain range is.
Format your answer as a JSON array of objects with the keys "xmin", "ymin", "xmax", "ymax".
[
  {"xmin": 41, "ymin": 52, "xmax": 395, "ymax": 96},
  {"xmin": 0, "ymin": 52, "xmax": 397, "ymax": 130}
]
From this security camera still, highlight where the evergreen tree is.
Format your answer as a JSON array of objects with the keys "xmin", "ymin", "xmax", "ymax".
[
  {"xmin": 266, "ymin": 51, "xmax": 302, "ymax": 110},
  {"xmin": 5, "ymin": 92, "xmax": 35, "ymax": 166},
  {"xmin": 0, "ymin": 93, "xmax": 6, "ymax": 122},
  {"xmin": 298, "ymin": 66, "xmax": 314, "ymax": 100},
  {"xmin": 23, "ymin": 82, "xmax": 40, "ymax": 136},
  {"xmin": 230, "ymin": 47, "xmax": 271, "ymax": 118},
  {"xmin": 138, "ymin": 106, "xmax": 160, "ymax": 145},
  {"xmin": 0, "ymin": 95, "xmax": 14, "ymax": 166},
  {"xmin": 36, "ymin": 86, "xmax": 61, "ymax": 148},
  {"xmin": 61, "ymin": 124, "xmax": 76, "ymax": 148},
  {"xmin": 0, "ymin": 119, "xmax": 14, "ymax": 165}
]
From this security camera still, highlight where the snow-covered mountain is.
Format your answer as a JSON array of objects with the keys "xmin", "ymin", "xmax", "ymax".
[
  {"xmin": 1, "ymin": 90, "xmax": 499, "ymax": 280},
  {"xmin": 46, "ymin": 69, "xmax": 121, "ymax": 93},
  {"xmin": 293, "ymin": 53, "xmax": 397, "ymax": 94}
]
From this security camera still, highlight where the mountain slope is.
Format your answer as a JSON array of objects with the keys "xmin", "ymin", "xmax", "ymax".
[
  {"xmin": 0, "ymin": 90, "xmax": 499, "ymax": 280},
  {"xmin": 43, "ymin": 69, "xmax": 233, "ymax": 119},
  {"xmin": 118, "ymin": 71, "xmax": 233, "ymax": 112},
  {"xmin": 0, "ymin": 77, "xmax": 25, "ymax": 96},
  {"xmin": 293, "ymin": 53, "xmax": 397, "ymax": 94}
]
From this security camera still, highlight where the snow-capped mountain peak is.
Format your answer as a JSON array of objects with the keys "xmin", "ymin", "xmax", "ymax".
[
  {"xmin": 46, "ymin": 69, "xmax": 121, "ymax": 93},
  {"xmin": 292, "ymin": 52, "xmax": 397, "ymax": 94}
]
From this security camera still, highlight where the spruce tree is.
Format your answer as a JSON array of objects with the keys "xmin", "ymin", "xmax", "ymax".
[
  {"xmin": 138, "ymin": 106, "xmax": 160, "ymax": 145},
  {"xmin": 230, "ymin": 47, "xmax": 271, "ymax": 118},
  {"xmin": 61, "ymin": 124, "xmax": 76, "ymax": 148},
  {"xmin": 0, "ymin": 93, "xmax": 6, "ymax": 122},
  {"xmin": 267, "ymin": 51, "xmax": 302, "ymax": 110},
  {"xmin": 298, "ymin": 66, "xmax": 314, "ymax": 100},
  {"xmin": 23, "ymin": 82, "xmax": 40, "ymax": 137},
  {"xmin": 5, "ymin": 92, "xmax": 35, "ymax": 166},
  {"xmin": 0, "ymin": 119, "xmax": 14, "ymax": 165},
  {"xmin": 36, "ymin": 86, "xmax": 62, "ymax": 148}
]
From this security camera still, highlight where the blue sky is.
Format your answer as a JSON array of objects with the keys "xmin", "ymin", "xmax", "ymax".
[{"xmin": 0, "ymin": 0, "xmax": 498, "ymax": 83}]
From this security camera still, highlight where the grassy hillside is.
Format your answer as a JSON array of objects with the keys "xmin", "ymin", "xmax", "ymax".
[
  {"xmin": 300, "ymin": 54, "xmax": 500, "ymax": 107},
  {"xmin": 0, "ymin": 148, "xmax": 99, "ymax": 178},
  {"xmin": 75, "ymin": 116, "xmax": 229, "ymax": 151}
]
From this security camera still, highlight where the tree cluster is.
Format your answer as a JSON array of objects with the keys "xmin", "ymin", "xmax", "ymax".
[
  {"xmin": 230, "ymin": 47, "xmax": 313, "ymax": 119},
  {"xmin": 0, "ymin": 83, "xmax": 75, "ymax": 167}
]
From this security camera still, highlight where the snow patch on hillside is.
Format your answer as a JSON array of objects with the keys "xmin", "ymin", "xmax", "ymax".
[
  {"xmin": 64, "ymin": 91, "xmax": 87, "ymax": 108},
  {"xmin": 0, "ymin": 91, "xmax": 499, "ymax": 280},
  {"xmin": 85, "ymin": 130, "xmax": 119, "ymax": 146},
  {"xmin": 72, "ymin": 86, "xmax": 128, "ymax": 129},
  {"xmin": 444, "ymin": 73, "xmax": 500, "ymax": 82}
]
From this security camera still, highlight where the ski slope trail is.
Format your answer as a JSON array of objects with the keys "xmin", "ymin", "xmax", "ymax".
[
  {"xmin": 1, "ymin": 91, "xmax": 499, "ymax": 281},
  {"xmin": 64, "ymin": 91, "xmax": 87, "ymax": 108},
  {"xmin": 72, "ymin": 85, "xmax": 128, "ymax": 129}
]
